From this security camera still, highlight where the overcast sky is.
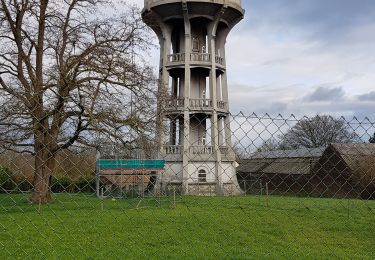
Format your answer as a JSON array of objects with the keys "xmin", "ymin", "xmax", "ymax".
[{"xmin": 129, "ymin": 0, "xmax": 375, "ymax": 119}]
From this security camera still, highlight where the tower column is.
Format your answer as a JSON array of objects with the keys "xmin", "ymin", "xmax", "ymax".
[
  {"xmin": 218, "ymin": 116, "xmax": 225, "ymax": 146},
  {"xmin": 169, "ymin": 77, "xmax": 178, "ymax": 145},
  {"xmin": 158, "ymin": 25, "xmax": 172, "ymax": 153},
  {"xmin": 182, "ymin": 3, "xmax": 191, "ymax": 194},
  {"xmin": 221, "ymin": 70, "xmax": 233, "ymax": 149},
  {"xmin": 207, "ymin": 9, "xmax": 225, "ymax": 194}
]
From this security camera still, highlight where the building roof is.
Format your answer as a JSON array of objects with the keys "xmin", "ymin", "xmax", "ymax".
[
  {"xmin": 326, "ymin": 143, "xmax": 375, "ymax": 183},
  {"xmin": 239, "ymin": 143, "xmax": 375, "ymax": 179},
  {"xmin": 250, "ymin": 147, "xmax": 325, "ymax": 159},
  {"xmin": 330, "ymin": 143, "xmax": 375, "ymax": 156},
  {"xmin": 238, "ymin": 147, "xmax": 325, "ymax": 175},
  {"xmin": 238, "ymin": 157, "xmax": 319, "ymax": 175}
]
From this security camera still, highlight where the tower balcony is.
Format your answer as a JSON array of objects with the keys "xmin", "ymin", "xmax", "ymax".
[
  {"xmin": 166, "ymin": 53, "xmax": 225, "ymax": 69},
  {"xmin": 164, "ymin": 145, "xmax": 183, "ymax": 155},
  {"xmin": 164, "ymin": 98, "xmax": 228, "ymax": 114},
  {"xmin": 163, "ymin": 145, "xmax": 235, "ymax": 161},
  {"xmin": 163, "ymin": 145, "xmax": 183, "ymax": 161},
  {"xmin": 189, "ymin": 99, "xmax": 213, "ymax": 111},
  {"xmin": 165, "ymin": 98, "xmax": 185, "ymax": 109},
  {"xmin": 190, "ymin": 145, "xmax": 214, "ymax": 155}
]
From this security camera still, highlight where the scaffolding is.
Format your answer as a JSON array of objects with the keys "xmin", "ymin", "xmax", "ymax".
[{"xmin": 95, "ymin": 159, "xmax": 165, "ymax": 198}]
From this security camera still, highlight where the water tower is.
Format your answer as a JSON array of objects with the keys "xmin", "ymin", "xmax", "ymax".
[{"xmin": 142, "ymin": 0, "xmax": 244, "ymax": 195}]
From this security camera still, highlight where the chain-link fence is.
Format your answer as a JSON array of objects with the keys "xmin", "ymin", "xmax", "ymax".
[{"xmin": 1, "ymin": 113, "xmax": 374, "ymax": 258}]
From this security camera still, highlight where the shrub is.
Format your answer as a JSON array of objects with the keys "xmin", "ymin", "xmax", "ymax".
[
  {"xmin": 17, "ymin": 179, "xmax": 33, "ymax": 192},
  {"xmin": 75, "ymin": 176, "xmax": 96, "ymax": 193},
  {"xmin": 0, "ymin": 166, "xmax": 16, "ymax": 193},
  {"xmin": 51, "ymin": 176, "xmax": 74, "ymax": 193}
]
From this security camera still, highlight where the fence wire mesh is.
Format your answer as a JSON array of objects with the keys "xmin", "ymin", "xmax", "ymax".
[
  {"xmin": 1, "ymin": 112, "xmax": 374, "ymax": 258},
  {"xmin": 1, "ymin": 0, "xmax": 374, "ymax": 258}
]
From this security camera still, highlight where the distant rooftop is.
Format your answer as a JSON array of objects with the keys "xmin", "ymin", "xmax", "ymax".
[
  {"xmin": 250, "ymin": 147, "xmax": 326, "ymax": 159},
  {"xmin": 250, "ymin": 143, "xmax": 375, "ymax": 159}
]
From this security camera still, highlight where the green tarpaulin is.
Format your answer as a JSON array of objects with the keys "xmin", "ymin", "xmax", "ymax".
[{"xmin": 96, "ymin": 160, "xmax": 165, "ymax": 170}]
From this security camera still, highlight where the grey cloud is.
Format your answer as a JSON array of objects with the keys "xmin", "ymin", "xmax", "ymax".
[
  {"xmin": 229, "ymin": 84, "xmax": 375, "ymax": 120},
  {"xmin": 358, "ymin": 91, "xmax": 375, "ymax": 101},
  {"xmin": 246, "ymin": 0, "xmax": 375, "ymax": 43},
  {"xmin": 267, "ymin": 102, "xmax": 288, "ymax": 113},
  {"xmin": 303, "ymin": 86, "xmax": 345, "ymax": 102},
  {"xmin": 246, "ymin": 102, "xmax": 288, "ymax": 115},
  {"xmin": 233, "ymin": 96, "xmax": 375, "ymax": 121},
  {"xmin": 247, "ymin": 0, "xmax": 375, "ymax": 28},
  {"xmin": 261, "ymin": 58, "xmax": 291, "ymax": 66}
]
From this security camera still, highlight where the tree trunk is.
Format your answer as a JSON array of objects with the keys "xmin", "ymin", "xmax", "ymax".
[{"xmin": 30, "ymin": 143, "xmax": 56, "ymax": 204}]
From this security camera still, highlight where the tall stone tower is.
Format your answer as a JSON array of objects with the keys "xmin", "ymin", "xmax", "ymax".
[{"xmin": 142, "ymin": 0, "xmax": 244, "ymax": 195}]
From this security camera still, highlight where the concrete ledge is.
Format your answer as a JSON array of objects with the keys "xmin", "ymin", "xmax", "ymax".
[{"xmin": 144, "ymin": 0, "xmax": 243, "ymax": 13}]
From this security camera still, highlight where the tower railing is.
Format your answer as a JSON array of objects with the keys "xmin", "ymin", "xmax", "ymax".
[
  {"xmin": 215, "ymin": 56, "xmax": 225, "ymax": 66},
  {"xmin": 163, "ymin": 145, "xmax": 231, "ymax": 156},
  {"xmin": 164, "ymin": 145, "xmax": 183, "ymax": 154},
  {"xmin": 190, "ymin": 146, "xmax": 214, "ymax": 155},
  {"xmin": 190, "ymin": 53, "xmax": 211, "ymax": 63},
  {"xmin": 190, "ymin": 99, "xmax": 212, "ymax": 109},
  {"xmin": 219, "ymin": 146, "xmax": 229, "ymax": 155},
  {"xmin": 167, "ymin": 52, "xmax": 225, "ymax": 67},
  {"xmin": 217, "ymin": 101, "xmax": 227, "ymax": 110},
  {"xmin": 165, "ymin": 98, "xmax": 184, "ymax": 109},
  {"xmin": 167, "ymin": 53, "xmax": 185, "ymax": 63},
  {"xmin": 164, "ymin": 98, "xmax": 228, "ymax": 112}
]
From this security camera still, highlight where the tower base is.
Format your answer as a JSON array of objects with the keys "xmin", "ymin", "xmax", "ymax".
[{"xmin": 158, "ymin": 162, "xmax": 242, "ymax": 196}]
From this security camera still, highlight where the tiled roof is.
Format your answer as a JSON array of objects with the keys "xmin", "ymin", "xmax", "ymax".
[{"xmin": 250, "ymin": 147, "xmax": 326, "ymax": 159}]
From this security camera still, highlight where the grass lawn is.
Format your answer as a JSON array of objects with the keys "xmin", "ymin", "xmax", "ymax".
[{"xmin": 0, "ymin": 193, "xmax": 374, "ymax": 259}]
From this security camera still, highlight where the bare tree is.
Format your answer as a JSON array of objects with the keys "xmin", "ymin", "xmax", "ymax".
[
  {"xmin": 279, "ymin": 115, "xmax": 359, "ymax": 149},
  {"xmin": 0, "ymin": 1, "xmax": 156, "ymax": 203},
  {"xmin": 256, "ymin": 137, "xmax": 279, "ymax": 152},
  {"xmin": 232, "ymin": 141, "xmax": 250, "ymax": 160}
]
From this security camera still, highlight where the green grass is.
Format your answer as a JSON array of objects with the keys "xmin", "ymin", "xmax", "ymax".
[{"xmin": 0, "ymin": 193, "xmax": 374, "ymax": 259}]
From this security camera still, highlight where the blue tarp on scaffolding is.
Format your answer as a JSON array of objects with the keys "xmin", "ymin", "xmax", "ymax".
[{"xmin": 96, "ymin": 160, "xmax": 165, "ymax": 170}]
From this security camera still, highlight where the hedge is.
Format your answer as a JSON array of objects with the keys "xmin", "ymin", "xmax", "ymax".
[
  {"xmin": 0, "ymin": 166, "xmax": 16, "ymax": 192},
  {"xmin": 1, "ymin": 167, "xmax": 96, "ymax": 194}
]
